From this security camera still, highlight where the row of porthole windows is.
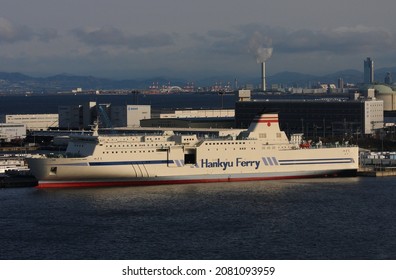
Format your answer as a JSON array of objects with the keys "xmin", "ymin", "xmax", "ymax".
[
  {"xmin": 205, "ymin": 142, "xmax": 246, "ymax": 145},
  {"xmin": 105, "ymin": 138, "xmax": 139, "ymax": 142},
  {"xmin": 106, "ymin": 143, "xmax": 171, "ymax": 148},
  {"xmin": 262, "ymin": 146, "xmax": 281, "ymax": 149},
  {"xmin": 207, "ymin": 146, "xmax": 284, "ymax": 151},
  {"xmin": 103, "ymin": 150, "xmax": 155, "ymax": 154},
  {"xmin": 207, "ymin": 147, "xmax": 248, "ymax": 151}
]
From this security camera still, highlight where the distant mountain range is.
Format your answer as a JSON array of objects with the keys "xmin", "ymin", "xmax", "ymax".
[{"xmin": 0, "ymin": 67, "xmax": 395, "ymax": 93}]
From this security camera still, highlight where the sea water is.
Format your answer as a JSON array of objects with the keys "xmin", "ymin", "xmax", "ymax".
[{"xmin": 1, "ymin": 177, "xmax": 395, "ymax": 260}]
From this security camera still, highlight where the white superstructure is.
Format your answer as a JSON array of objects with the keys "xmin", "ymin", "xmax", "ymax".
[
  {"xmin": 0, "ymin": 157, "xmax": 27, "ymax": 173},
  {"xmin": 27, "ymin": 113, "xmax": 359, "ymax": 188},
  {"xmin": 0, "ymin": 114, "xmax": 58, "ymax": 130}
]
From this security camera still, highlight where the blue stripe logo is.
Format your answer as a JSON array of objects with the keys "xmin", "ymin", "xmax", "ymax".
[
  {"xmin": 278, "ymin": 158, "xmax": 354, "ymax": 165},
  {"xmin": 262, "ymin": 157, "xmax": 279, "ymax": 166},
  {"xmin": 89, "ymin": 160, "xmax": 171, "ymax": 166}
]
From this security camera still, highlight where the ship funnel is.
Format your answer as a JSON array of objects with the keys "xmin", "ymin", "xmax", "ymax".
[
  {"xmin": 247, "ymin": 113, "xmax": 280, "ymax": 132},
  {"xmin": 238, "ymin": 113, "xmax": 288, "ymax": 144}
]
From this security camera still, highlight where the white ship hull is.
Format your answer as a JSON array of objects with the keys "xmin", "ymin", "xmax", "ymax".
[{"xmin": 27, "ymin": 113, "xmax": 359, "ymax": 188}]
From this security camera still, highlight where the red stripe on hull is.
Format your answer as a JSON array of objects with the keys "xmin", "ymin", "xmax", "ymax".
[
  {"xmin": 254, "ymin": 117, "xmax": 278, "ymax": 120},
  {"xmin": 253, "ymin": 120, "xmax": 279, "ymax": 123},
  {"xmin": 36, "ymin": 171, "xmax": 356, "ymax": 188}
]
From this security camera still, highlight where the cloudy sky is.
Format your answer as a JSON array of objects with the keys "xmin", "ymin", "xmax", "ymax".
[{"xmin": 1, "ymin": 0, "xmax": 396, "ymax": 80}]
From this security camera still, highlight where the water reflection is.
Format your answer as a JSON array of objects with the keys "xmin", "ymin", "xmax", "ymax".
[{"xmin": 2, "ymin": 176, "xmax": 395, "ymax": 259}]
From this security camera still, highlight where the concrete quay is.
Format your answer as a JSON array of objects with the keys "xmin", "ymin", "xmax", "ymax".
[{"xmin": 357, "ymin": 167, "xmax": 396, "ymax": 177}]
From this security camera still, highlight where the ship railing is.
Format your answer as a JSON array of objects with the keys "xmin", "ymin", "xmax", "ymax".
[
  {"xmin": 46, "ymin": 152, "xmax": 85, "ymax": 158},
  {"xmin": 303, "ymin": 142, "xmax": 357, "ymax": 149}
]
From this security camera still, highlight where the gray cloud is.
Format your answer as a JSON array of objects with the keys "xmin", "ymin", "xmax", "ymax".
[
  {"xmin": 206, "ymin": 30, "xmax": 234, "ymax": 39},
  {"xmin": 0, "ymin": 17, "xmax": 33, "ymax": 43},
  {"xmin": 72, "ymin": 26, "xmax": 125, "ymax": 46},
  {"xmin": 2, "ymin": 15, "xmax": 396, "ymax": 79},
  {"xmin": 130, "ymin": 32, "xmax": 175, "ymax": 50},
  {"xmin": 241, "ymin": 25, "xmax": 396, "ymax": 55},
  {"xmin": 0, "ymin": 17, "xmax": 58, "ymax": 43},
  {"xmin": 36, "ymin": 28, "xmax": 59, "ymax": 42},
  {"xmin": 197, "ymin": 24, "xmax": 396, "ymax": 58},
  {"xmin": 71, "ymin": 26, "xmax": 175, "ymax": 50}
]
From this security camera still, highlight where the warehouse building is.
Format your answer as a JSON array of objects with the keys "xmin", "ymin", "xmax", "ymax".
[
  {"xmin": 0, "ymin": 123, "xmax": 26, "ymax": 142},
  {"xmin": 0, "ymin": 114, "xmax": 58, "ymax": 130},
  {"xmin": 140, "ymin": 117, "xmax": 234, "ymax": 128},
  {"xmin": 58, "ymin": 102, "xmax": 151, "ymax": 129},
  {"xmin": 235, "ymin": 90, "xmax": 383, "ymax": 138}
]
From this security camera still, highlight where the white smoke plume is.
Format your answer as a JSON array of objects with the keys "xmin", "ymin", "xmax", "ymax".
[
  {"xmin": 256, "ymin": 47, "xmax": 273, "ymax": 63},
  {"xmin": 249, "ymin": 31, "xmax": 273, "ymax": 63}
]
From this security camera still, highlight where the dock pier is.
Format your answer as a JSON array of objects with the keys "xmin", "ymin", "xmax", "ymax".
[{"xmin": 357, "ymin": 167, "xmax": 396, "ymax": 177}]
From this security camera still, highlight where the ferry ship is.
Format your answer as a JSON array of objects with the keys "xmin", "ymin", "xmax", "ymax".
[
  {"xmin": 0, "ymin": 156, "xmax": 28, "ymax": 174},
  {"xmin": 27, "ymin": 113, "xmax": 359, "ymax": 188}
]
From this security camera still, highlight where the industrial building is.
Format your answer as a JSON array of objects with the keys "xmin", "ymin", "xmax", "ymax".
[
  {"xmin": 59, "ymin": 102, "xmax": 235, "ymax": 129},
  {"xmin": 0, "ymin": 114, "xmax": 58, "ymax": 130},
  {"xmin": 156, "ymin": 109, "xmax": 234, "ymax": 119},
  {"xmin": 234, "ymin": 90, "xmax": 383, "ymax": 138},
  {"xmin": 140, "ymin": 117, "xmax": 234, "ymax": 128},
  {"xmin": 0, "ymin": 123, "xmax": 26, "ymax": 142},
  {"xmin": 142, "ymin": 109, "xmax": 235, "ymax": 128},
  {"xmin": 373, "ymin": 85, "xmax": 396, "ymax": 112},
  {"xmin": 58, "ymin": 104, "xmax": 83, "ymax": 129},
  {"xmin": 58, "ymin": 102, "xmax": 150, "ymax": 129},
  {"xmin": 113, "ymin": 105, "xmax": 151, "ymax": 127},
  {"xmin": 371, "ymin": 84, "xmax": 396, "ymax": 123}
]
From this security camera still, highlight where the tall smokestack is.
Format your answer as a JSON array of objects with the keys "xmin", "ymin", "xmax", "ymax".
[
  {"xmin": 261, "ymin": 62, "xmax": 266, "ymax": 91},
  {"xmin": 248, "ymin": 32, "xmax": 273, "ymax": 92}
]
